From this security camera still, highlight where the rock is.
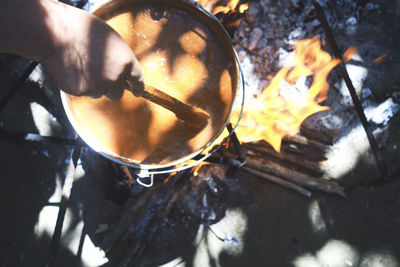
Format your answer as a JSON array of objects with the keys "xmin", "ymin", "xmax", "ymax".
[
  {"xmin": 248, "ymin": 28, "xmax": 263, "ymax": 51},
  {"xmin": 245, "ymin": 2, "xmax": 263, "ymax": 24},
  {"xmin": 258, "ymin": 45, "xmax": 272, "ymax": 57},
  {"xmin": 346, "ymin": 16, "xmax": 357, "ymax": 26}
]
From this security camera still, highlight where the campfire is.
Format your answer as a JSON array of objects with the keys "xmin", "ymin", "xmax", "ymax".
[
  {"xmin": 1, "ymin": 0, "xmax": 399, "ymax": 266},
  {"xmin": 232, "ymin": 36, "xmax": 340, "ymax": 152},
  {"xmin": 90, "ymin": 1, "xmax": 398, "ymax": 264}
]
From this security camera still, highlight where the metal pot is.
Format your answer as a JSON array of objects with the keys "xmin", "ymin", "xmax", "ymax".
[{"xmin": 61, "ymin": 0, "xmax": 244, "ymax": 175}]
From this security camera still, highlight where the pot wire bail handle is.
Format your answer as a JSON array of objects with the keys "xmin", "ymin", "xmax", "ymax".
[{"xmin": 136, "ymin": 170, "xmax": 154, "ymax": 188}]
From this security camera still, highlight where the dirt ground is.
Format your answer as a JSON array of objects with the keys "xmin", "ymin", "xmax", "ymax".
[{"xmin": 1, "ymin": 0, "xmax": 400, "ymax": 266}]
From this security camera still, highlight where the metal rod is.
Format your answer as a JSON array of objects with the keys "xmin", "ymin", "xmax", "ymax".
[
  {"xmin": 47, "ymin": 140, "xmax": 82, "ymax": 267},
  {"xmin": 0, "ymin": 61, "xmax": 38, "ymax": 113},
  {"xmin": 312, "ymin": 0, "xmax": 388, "ymax": 181},
  {"xmin": 0, "ymin": 128, "xmax": 76, "ymax": 146},
  {"xmin": 227, "ymin": 123, "xmax": 246, "ymax": 164},
  {"xmin": 76, "ymin": 223, "xmax": 87, "ymax": 260}
]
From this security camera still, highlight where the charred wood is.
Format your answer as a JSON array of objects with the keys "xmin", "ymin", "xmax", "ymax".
[
  {"xmin": 242, "ymin": 142, "xmax": 323, "ymax": 175},
  {"xmin": 300, "ymin": 124, "xmax": 339, "ymax": 145}
]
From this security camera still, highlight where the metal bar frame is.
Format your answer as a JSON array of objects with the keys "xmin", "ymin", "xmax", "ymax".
[{"xmin": 312, "ymin": 0, "xmax": 388, "ymax": 181}]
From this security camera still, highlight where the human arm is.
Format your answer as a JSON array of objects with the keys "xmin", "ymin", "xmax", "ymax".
[{"xmin": 0, "ymin": 0, "xmax": 144, "ymax": 100}]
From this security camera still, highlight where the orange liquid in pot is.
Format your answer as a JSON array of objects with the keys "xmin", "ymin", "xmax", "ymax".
[{"xmin": 65, "ymin": 2, "xmax": 238, "ymax": 166}]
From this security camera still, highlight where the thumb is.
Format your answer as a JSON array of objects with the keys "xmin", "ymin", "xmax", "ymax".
[{"xmin": 125, "ymin": 59, "xmax": 145, "ymax": 97}]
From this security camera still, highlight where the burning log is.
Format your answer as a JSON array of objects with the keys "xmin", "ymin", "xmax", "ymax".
[
  {"xmin": 244, "ymin": 135, "xmax": 329, "ymax": 163},
  {"xmin": 221, "ymin": 128, "xmax": 346, "ymax": 197},
  {"xmin": 300, "ymin": 124, "xmax": 339, "ymax": 145},
  {"xmin": 242, "ymin": 142, "xmax": 323, "ymax": 174}
]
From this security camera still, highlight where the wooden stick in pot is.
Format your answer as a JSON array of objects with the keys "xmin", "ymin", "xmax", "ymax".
[{"xmin": 126, "ymin": 81, "xmax": 210, "ymax": 130}]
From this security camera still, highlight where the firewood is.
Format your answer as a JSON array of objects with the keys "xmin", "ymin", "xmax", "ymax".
[
  {"xmin": 242, "ymin": 142, "xmax": 323, "ymax": 174},
  {"xmin": 245, "ymin": 157, "xmax": 345, "ymax": 196},
  {"xmin": 284, "ymin": 134, "xmax": 329, "ymax": 152},
  {"xmin": 243, "ymin": 166, "xmax": 312, "ymax": 197},
  {"xmin": 300, "ymin": 124, "xmax": 339, "ymax": 145}
]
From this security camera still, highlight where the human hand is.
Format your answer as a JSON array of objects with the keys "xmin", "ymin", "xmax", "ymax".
[{"xmin": 40, "ymin": 0, "xmax": 144, "ymax": 100}]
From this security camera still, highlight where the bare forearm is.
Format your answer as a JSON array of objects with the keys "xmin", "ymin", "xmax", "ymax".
[
  {"xmin": 0, "ymin": 0, "xmax": 144, "ymax": 99},
  {"xmin": 0, "ymin": 0, "xmax": 57, "ymax": 61}
]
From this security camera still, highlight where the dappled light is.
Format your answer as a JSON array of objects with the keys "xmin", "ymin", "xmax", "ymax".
[
  {"xmin": 34, "ymin": 174, "xmax": 64, "ymax": 238},
  {"xmin": 1, "ymin": 0, "xmax": 400, "ymax": 266},
  {"xmin": 193, "ymin": 208, "xmax": 248, "ymax": 267},
  {"xmin": 361, "ymin": 249, "xmax": 399, "ymax": 267},
  {"xmin": 293, "ymin": 239, "xmax": 359, "ymax": 267},
  {"xmin": 30, "ymin": 102, "xmax": 62, "ymax": 136},
  {"xmin": 308, "ymin": 200, "xmax": 327, "ymax": 234},
  {"xmin": 158, "ymin": 257, "xmax": 186, "ymax": 267},
  {"xmin": 321, "ymin": 124, "xmax": 372, "ymax": 179},
  {"xmin": 34, "ymin": 161, "xmax": 109, "ymax": 267},
  {"xmin": 294, "ymin": 239, "xmax": 400, "ymax": 267}
]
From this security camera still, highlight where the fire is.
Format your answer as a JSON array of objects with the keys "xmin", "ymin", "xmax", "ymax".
[
  {"xmin": 233, "ymin": 36, "xmax": 340, "ymax": 152},
  {"xmin": 343, "ymin": 46, "xmax": 358, "ymax": 62},
  {"xmin": 372, "ymin": 53, "xmax": 388, "ymax": 63},
  {"xmin": 192, "ymin": 161, "xmax": 211, "ymax": 176},
  {"xmin": 196, "ymin": 0, "xmax": 248, "ymax": 15}
]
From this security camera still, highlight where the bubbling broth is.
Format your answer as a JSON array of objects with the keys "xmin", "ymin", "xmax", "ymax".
[{"xmin": 65, "ymin": 0, "xmax": 238, "ymax": 166}]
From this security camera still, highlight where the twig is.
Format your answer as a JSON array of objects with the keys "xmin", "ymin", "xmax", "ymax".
[
  {"xmin": 244, "ymin": 156, "xmax": 345, "ymax": 196},
  {"xmin": 243, "ymin": 166, "xmax": 312, "ymax": 197},
  {"xmin": 284, "ymin": 134, "xmax": 329, "ymax": 152}
]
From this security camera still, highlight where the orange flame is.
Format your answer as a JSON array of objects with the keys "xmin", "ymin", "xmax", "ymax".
[
  {"xmin": 196, "ymin": 0, "xmax": 248, "ymax": 15},
  {"xmin": 343, "ymin": 46, "xmax": 358, "ymax": 62},
  {"xmin": 372, "ymin": 53, "xmax": 388, "ymax": 63},
  {"xmin": 233, "ymin": 37, "xmax": 340, "ymax": 152},
  {"xmin": 192, "ymin": 161, "xmax": 211, "ymax": 176}
]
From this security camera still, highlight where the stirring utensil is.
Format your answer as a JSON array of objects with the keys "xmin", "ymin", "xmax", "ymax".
[{"xmin": 126, "ymin": 81, "xmax": 210, "ymax": 130}]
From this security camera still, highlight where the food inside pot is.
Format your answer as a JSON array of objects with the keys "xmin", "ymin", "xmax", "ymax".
[{"xmin": 64, "ymin": 0, "xmax": 239, "ymax": 166}]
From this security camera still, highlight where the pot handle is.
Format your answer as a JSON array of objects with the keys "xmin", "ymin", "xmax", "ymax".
[{"xmin": 136, "ymin": 173, "xmax": 154, "ymax": 188}]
